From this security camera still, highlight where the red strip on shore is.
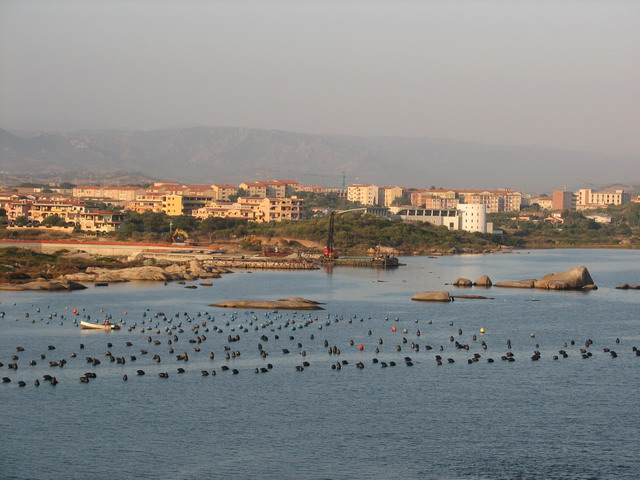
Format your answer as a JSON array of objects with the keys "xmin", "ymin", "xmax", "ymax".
[{"xmin": 0, "ymin": 239, "xmax": 216, "ymax": 249}]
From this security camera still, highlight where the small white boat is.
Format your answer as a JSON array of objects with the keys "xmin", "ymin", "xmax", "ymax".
[{"xmin": 80, "ymin": 320, "xmax": 121, "ymax": 330}]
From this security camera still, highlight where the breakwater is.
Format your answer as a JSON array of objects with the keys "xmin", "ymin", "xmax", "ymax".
[{"xmin": 203, "ymin": 259, "xmax": 318, "ymax": 270}]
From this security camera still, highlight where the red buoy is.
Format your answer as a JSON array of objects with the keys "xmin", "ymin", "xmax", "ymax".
[
  {"xmin": 391, "ymin": 325, "xmax": 397, "ymax": 333},
  {"xmin": 358, "ymin": 343, "xmax": 364, "ymax": 351}
]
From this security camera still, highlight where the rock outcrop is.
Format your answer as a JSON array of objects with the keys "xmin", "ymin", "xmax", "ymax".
[
  {"xmin": 59, "ymin": 262, "xmax": 224, "ymax": 283},
  {"xmin": 211, "ymin": 298, "xmax": 324, "ymax": 310},
  {"xmin": 534, "ymin": 266, "xmax": 595, "ymax": 290},
  {"xmin": 474, "ymin": 275, "xmax": 492, "ymax": 287},
  {"xmin": 411, "ymin": 291, "xmax": 453, "ymax": 302},
  {"xmin": 494, "ymin": 266, "xmax": 597, "ymax": 291},
  {"xmin": 0, "ymin": 280, "xmax": 87, "ymax": 291},
  {"xmin": 453, "ymin": 278, "xmax": 472, "ymax": 287}
]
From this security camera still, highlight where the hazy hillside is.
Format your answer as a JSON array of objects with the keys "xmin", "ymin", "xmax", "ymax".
[{"xmin": 1, "ymin": 127, "xmax": 637, "ymax": 193}]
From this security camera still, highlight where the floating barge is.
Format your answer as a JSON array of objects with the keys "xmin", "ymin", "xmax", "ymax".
[{"xmin": 320, "ymin": 256, "xmax": 401, "ymax": 268}]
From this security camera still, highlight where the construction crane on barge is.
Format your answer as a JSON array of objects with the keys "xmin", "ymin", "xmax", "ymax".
[{"xmin": 323, "ymin": 208, "xmax": 369, "ymax": 260}]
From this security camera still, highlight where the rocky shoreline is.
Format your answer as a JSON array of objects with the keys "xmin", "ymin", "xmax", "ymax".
[{"xmin": 412, "ymin": 266, "xmax": 613, "ymax": 303}]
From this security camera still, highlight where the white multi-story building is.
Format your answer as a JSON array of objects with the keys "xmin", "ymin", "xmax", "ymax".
[
  {"xmin": 388, "ymin": 203, "xmax": 493, "ymax": 233},
  {"xmin": 575, "ymin": 189, "xmax": 631, "ymax": 210},
  {"xmin": 457, "ymin": 203, "xmax": 492, "ymax": 233},
  {"xmin": 347, "ymin": 184, "xmax": 380, "ymax": 206}
]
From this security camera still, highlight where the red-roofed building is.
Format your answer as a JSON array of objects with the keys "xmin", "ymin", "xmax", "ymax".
[
  {"xmin": 73, "ymin": 185, "xmax": 145, "ymax": 201},
  {"xmin": 211, "ymin": 184, "xmax": 239, "ymax": 201},
  {"xmin": 239, "ymin": 180, "xmax": 299, "ymax": 198}
]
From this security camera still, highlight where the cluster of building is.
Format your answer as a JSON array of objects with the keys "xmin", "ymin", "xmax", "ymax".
[
  {"xmin": 542, "ymin": 189, "xmax": 633, "ymax": 211},
  {"xmin": 0, "ymin": 179, "xmax": 636, "ymax": 234},
  {"xmin": 0, "ymin": 180, "xmax": 306, "ymax": 233},
  {"xmin": 346, "ymin": 184, "xmax": 527, "ymax": 234},
  {"xmin": 0, "ymin": 195, "xmax": 125, "ymax": 233}
]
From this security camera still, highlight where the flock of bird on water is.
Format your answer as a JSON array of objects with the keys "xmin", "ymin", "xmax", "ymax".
[{"xmin": 1, "ymin": 303, "xmax": 638, "ymax": 388}]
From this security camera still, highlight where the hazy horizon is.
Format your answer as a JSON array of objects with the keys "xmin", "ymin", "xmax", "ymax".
[{"xmin": 1, "ymin": 1, "xmax": 639, "ymax": 162}]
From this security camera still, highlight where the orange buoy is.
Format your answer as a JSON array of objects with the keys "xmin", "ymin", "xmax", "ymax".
[
  {"xmin": 391, "ymin": 326, "xmax": 397, "ymax": 333},
  {"xmin": 358, "ymin": 343, "xmax": 364, "ymax": 351},
  {"xmin": 72, "ymin": 309, "xmax": 77, "ymax": 315}
]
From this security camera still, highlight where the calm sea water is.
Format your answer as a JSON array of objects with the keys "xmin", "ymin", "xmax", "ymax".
[{"xmin": 1, "ymin": 249, "xmax": 639, "ymax": 480}]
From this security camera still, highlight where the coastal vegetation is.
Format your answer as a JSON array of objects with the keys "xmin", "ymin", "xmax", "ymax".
[
  {"xmin": 0, "ymin": 247, "xmax": 123, "ymax": 283},
  {"xmin": 107, "ymin": 212, "xmax": 518, "ymax": 255}
]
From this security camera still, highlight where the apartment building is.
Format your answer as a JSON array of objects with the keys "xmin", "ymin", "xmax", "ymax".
[
  {"xmin": 194, "ymin": 196, "xmax": 304, "ymax": 223},
  {"xmin": 410, "ymin": 189, "xmax": 458, "ymax": 206},
  {"xmin": 6, "ymin": 200, "xmax": 31, "ymax": 222},
  {"xmin": 347, "ymin": 184, "xmax": 380, "ymax": 206},
  {"xmin": 239, "ymin": 180, "xmax": 299, "ymax": 198},
  {"xmin": 238, "ymin": 196, "xmax": 304, "ymax": 222},
  {"xmin": 0, "ymin": 194, "xmax": 29, "ymax": 212},
  {"xmin": 72, "ymin": 186, "xmax": 144, "ymax": 202},
  {"xmin": 123, "ymin": 194, "xmax": 164, "ymax": 213},
  {"xmin": 161, "ymin": 194, "xmax": 214, "ymax": 216},
  {"xmin": 456, "ymin": 189, "xmax": 522, "ymax": 213},
  {"xmin": 575, "ymin": 189, "xmax": 631, "ymax": 210},
  {"xmin": 6, "ymin": 199, "xmax": 124, "ymax": 232},
  {"xmin": 296, "ymin": 185, "xmax": 347, "ymax": 198},
  {"xmin": 144, "ymin": 182, "xmax": 182, "ymax": 195},
  {"xmin": 192, "ymin": 202, "xmax": 259, "ymax": 221},
  {"xmin": 211, "ymin": 184, "xmax": 239, "ymax": 201},
  {"xmin": 379, "ymin": 186, "xmax": 409, "ymax": 207},
  {"xmin": 530, "ymin": 197, "xmax": 554, "ymax": 210},
  {"xmin": 28, "ymin": 200, "xmax": 88, "ymax": 224},
  {"xmin": 552, "ymin": 190, "xmax": 576, "ymax": 211},
  {"xmin": 68, "ymin": 211, "xmax": 126, "ymax": 232}
]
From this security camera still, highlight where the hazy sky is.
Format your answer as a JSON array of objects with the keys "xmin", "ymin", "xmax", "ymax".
[{"xmin": 1, "ymin": 0, "xmax": 639, "ymax": 157}]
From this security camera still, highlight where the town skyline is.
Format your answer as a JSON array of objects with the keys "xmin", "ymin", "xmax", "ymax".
[{"xmin": 3, "ymin": 177, "xmax": 636, "ymax": 232}]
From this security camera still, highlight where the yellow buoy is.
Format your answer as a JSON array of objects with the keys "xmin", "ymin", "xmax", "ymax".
[{"xmin": 479, "ymin": 328, "xmax": 485, "ymax": 334}]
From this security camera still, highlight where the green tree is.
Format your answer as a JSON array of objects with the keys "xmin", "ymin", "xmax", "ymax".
[
  {"xmin": 14, "ymin": 216, "xmax": 29, "ymax": 227},
  {"xmin": 42, "ymin": 214, "xmax": 66, "ymax": 226},
  {"xmin": 141, "ymin": 212, "xmax": 170, "ymax": 233},
  {"xmin": 171, "ymin": 215, "xmax": 199, "ymax": 231},
  {"xmin": 122, "ymin": 211, "xmax": 170, "ymax": 234}
]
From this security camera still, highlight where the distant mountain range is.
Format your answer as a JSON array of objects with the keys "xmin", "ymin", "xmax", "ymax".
[{"xmin": 1, "ymin": 126, "xmax": 638, "ymax": 193}]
